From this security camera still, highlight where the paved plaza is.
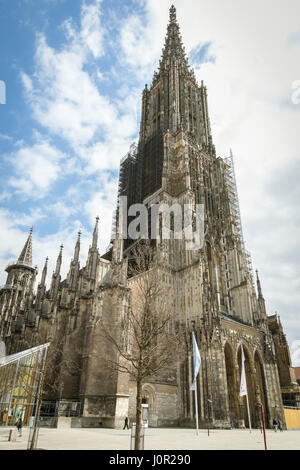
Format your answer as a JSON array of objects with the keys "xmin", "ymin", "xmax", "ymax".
[{"xmin": 0, "ymin": 427, "xmax": 299, "ymax": 451}]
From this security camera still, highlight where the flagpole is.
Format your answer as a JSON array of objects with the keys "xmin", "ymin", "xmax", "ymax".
[
  {"xmin": 195, "ymin": 378, "xmax": 199, "ymax": 435},
  {"xmin": 245, "ymin": 391, "xmax": 252, "ymax": 433},
  {"xmin": 191, "ymin": 331, "xmax": 201, "ymax": 436},
  {"xmin": 240, "ymin": 345, "xmax": 252, "ymax": 433}
]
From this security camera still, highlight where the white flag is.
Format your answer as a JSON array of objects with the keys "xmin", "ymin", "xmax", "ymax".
[
  {"xmin": 239, "ymin": 345, "xmax": 247, "ymax": 397},
  {"xmin": 190, "ymin": 332, "xmax": 201, "ymax": 390}
]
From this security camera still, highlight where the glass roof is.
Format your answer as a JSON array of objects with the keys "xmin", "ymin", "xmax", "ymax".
[{"xmin": 0, "ymin": 343, "xmax": 50, "ymax": 367}]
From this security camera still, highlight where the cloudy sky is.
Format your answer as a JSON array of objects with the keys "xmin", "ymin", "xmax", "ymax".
[{"xmin": 0, "ymin": 0, "xmax": 299, "ymax": 364}]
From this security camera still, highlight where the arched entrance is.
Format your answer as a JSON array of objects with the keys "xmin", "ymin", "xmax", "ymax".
[
  {"xmin": 224, "ymin": 342, "xmax": 239, "ymax": 426},
  {"xmin": 142, "ymin": 384, "xmax": 157, "ymax": 427},
  {"xmin": 237, "ymin": 344, "xmax": 256, "ymax": 428}
]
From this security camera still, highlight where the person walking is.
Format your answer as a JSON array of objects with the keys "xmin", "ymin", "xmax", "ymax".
[
  {"xmin": 16, "ymin": 418, "xmax": 23, "ymax": 437},
  {"xmin": 278, "ymin": 419, "xmax": 283, "ymax": 432},
  {"xmin": 123, "ymin": 417, "xmax": 129, "ymax": 430},
  {"xmin": 273, "ymin": 417, "xmax": 278, "ymax": 432}
]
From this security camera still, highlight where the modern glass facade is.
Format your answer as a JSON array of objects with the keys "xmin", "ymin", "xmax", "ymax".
[{"xmin": 0, "ymin": 343, "xmax": 49, "ymax": 427}]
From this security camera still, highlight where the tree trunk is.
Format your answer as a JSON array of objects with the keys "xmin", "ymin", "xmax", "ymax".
[{"xmin": 135, "ymin": 377, "xmax": 143, "ymax": 450}]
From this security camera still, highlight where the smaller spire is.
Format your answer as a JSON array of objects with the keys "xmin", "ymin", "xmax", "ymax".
[
  {"xmin": 55, "ymin": 245, "xmax": 63, "ymax": 275},
  {"xmin": 17, "ymin": 227, "xmax": 33, "ymax": 267},
  {"xmin": 92, "ymin": 216, "xmax": 99, "ymax": 249},
  {"xmin": 256, "ymin": 269, "xmax": 263, "ymax": 298},
  {"xmin": 74, "ymin": 231, "xmax": 81, "ymax": 261},
  {"xmin": 40, "ymin": 257, "xmax": 48, "ymax": 285},
  {"xmin": 112, "ymin": 210, "xmax": 123, "ymax": 263}
]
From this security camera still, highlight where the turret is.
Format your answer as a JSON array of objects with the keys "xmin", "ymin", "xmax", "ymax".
[{"xmin": 0, "ymin": 228, "xmax": 37, "ymax": 345}]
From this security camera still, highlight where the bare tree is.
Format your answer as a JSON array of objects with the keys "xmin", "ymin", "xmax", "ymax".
[{"xmin": 102, "ymin": 241, "xmax": 183, "ymax": 450}]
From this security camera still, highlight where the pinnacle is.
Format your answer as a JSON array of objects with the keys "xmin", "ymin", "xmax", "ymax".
[
  {"xmin": 92, "ymin": 216, "xmax": 99, "ymax": 248},
  {"xmin": 169, "ymin": 4, "xmax": 176, "ymax": 23}
]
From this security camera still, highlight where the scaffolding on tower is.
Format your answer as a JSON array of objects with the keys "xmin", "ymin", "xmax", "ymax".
[{"xmin": 224, "ymin": 150, "xmax": 253, "ymax": 281}]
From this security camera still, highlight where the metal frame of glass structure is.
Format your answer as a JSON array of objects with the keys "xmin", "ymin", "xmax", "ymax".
[{"xmin": 0, "ymin": 343, "xmax": 49, "ymax": 427}]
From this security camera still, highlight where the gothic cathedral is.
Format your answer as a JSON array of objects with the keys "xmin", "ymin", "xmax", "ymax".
[{"xmin": 0, "ymin": 6, "xmax": 296, "ymax": 429}]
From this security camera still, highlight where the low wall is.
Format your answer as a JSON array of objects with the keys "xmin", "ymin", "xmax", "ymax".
[{"xmin": 284, "ymin": 408, "xmax": 300, "ymax": 429}]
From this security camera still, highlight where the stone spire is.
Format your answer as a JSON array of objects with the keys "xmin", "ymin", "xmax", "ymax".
[
  {"xmin": 159, "ymin": 5, "xmax": 189, "ymax": 73},
  {"xmin": 256, "ymin": 269, "xmax": 267, "ymax": 319},
  {"xmin": 92, "ymin": 216, "xmax": 99, "ymax": 249},
  {"xmin": 86, "ymin": 217, "xmax": 99, "ymax": 280},
  {"xmin": 50, "ymin": 245, "xmax": 63, "ymax": 301},
  {"xmin": 41, "ymin": 257, "xmax": 48, "ymax": 286},
  {"xmin": 36, "ymin": 257, "xmax": 48, "ymax": 311},
  {"xmin": 17, "ymin": 227, "xmax": 33, "ymax": 267},
  {"xmin": 256, "ymin": 270, "xmax": 263, "ymax": 298},
  {"xmin": 55, "ymin": 245, "xmax": 63, "ymax": 275},
  {"xmin": 74, "ymin": 231, "xmax": 81, "ymax": 262},
  {"xmin": 112, "ymin": 210, "xmax": 124, "ymax": 264},
  {"xmin": 68, "ymin": 233, "xmax": 81, "ymax": 291}
]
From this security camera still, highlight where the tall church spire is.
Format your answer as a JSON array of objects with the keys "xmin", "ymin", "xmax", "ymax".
[
  {"xmin": 159, "ymin": 5, "xmax": 189, "ymax": 73},
  {"xmin": 17, "ymin": 227, "xmax": 33, "ymax": 267}
]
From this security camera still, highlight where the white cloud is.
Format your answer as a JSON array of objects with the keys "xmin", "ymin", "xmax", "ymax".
[
  {"xmin": 21, "ymin": 0, "xmax": 137, "ymax": 162},
  {"xmin": 80, "ymin": 0, "xmax": 104, "ymax": 58},
  {"xmin": 7, "ymin": 138, "xmax": 66, "ymax": 198}
]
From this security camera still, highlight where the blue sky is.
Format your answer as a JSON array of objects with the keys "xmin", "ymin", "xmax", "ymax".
[{"xmin": 0, "ymin": 0, "xmax": 300, "ymax": 364}]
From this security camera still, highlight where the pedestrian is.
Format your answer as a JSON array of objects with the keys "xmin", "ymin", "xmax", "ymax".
[
  {"xmin": 123, "ymin": 416, "xmax": 129, "ymax": 430},
  {"xmin": 278, "ymin": 419, "xmax": 283, "ymax": 432},
  {"xmin": 16, "ymin": 418, "xmax": 23, "ymax": 437},
  {"xmin": 272, "ymin": 417, "xmax": 278, "ymax": 432}
]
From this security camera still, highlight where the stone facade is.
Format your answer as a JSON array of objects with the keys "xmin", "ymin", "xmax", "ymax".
[{"xmin": 0, "ymin": 5, "xmax": 296, "ymax": 429}]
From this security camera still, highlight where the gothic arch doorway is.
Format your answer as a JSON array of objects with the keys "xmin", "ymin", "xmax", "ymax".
[
  {"xmin": 142, "ymin": 384, "xmax": 157, "ymax": 427},
  {"xmin": 254, "ymin": 350, "xmax": 269, "ymax": 427},
  {"xmin": 224, "ymin": 342, "xmax": 240, "ymax": 426},
  {"xmin": 237, "ymin": 344, "xmax": 256, "ymax": 428}
]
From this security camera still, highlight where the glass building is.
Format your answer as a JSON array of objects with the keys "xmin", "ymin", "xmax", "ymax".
[{"xmin": 0, "ymin": 343, "xmax": 49, "ymax": 427}]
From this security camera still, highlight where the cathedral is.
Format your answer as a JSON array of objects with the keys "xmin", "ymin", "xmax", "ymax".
[{"xmin": 0, "ymin": 6, "xmax": 296, "ymax": 429}]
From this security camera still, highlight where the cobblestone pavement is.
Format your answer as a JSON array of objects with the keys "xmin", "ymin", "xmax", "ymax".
[{"xmin": 0, "ymin": 427, "xmax": 300, "ymax": 451}]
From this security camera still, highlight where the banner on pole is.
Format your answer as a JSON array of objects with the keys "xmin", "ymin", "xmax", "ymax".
[
  {"xmin": 190, "ymin": 332, "xmax": 201, "ymax": 389},
  {"xmin": 239, "ymin": 345, "xmax": 247, "ymax": 397}
]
